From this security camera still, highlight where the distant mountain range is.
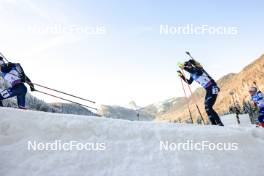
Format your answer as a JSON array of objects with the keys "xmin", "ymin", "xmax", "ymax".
[
  {"xmin": 99, "ymin": 54, "xmax": 264, "ymax": 122},
  {"xmin": 126, "ymin": 101, "xmax": 142, "ymax": 110},
  {"xmin": 98, "ymin": 105, "xmax": 153, "ymax": 121}
]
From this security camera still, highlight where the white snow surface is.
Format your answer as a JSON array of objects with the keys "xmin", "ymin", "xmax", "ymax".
[
  {"xmin": 0, "ymin": 108, "xmax": 264, "ymax": 176},
  {"xmin": 220, "ymin": 114, "xmax": 252, "ymax": 127}
]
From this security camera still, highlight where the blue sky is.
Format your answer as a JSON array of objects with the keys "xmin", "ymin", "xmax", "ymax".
[{"xmin": 0, "ymin": 0, "xmax": 263, "ymax": 107}]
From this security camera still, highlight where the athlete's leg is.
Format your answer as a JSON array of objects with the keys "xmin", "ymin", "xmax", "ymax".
[
  {"xmin": 205, "ymin": 91, "xmax": 217, "ymax": 125},
  {"xmin": 13, "ymin": 84, "xmax": 27, "ymax": 108},
  {"xmin": 257, "ymin": 115, "xmax": 264, "ymax": 128},
  {"xmin": 205, "ymin": 90, "xmax": 223, "ymax": 126},
  {"xmin": 0, "ymin": 84, "xmax": 27, "ymax": 108}
]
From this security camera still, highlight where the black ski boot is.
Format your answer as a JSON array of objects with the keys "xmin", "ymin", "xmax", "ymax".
[{"xmin": 209, "ymin": 118, "xmax": 217, "ymax": 125}]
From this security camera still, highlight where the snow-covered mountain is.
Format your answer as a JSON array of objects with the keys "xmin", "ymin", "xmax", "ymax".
[
  {"xmin": 0, "ymin": 108, "xmax": 263, "ymax": 176},
  {"xmin": 143, "ymin": 97, "xmax": 188, "ymax": 115},
  {"xmin": 99, "ymin": 105, "xmax": 154, "ymax": 121},
  {"xmin": 100, "ymin": 97, "xmax": 187, "ymax": 121},
  {"xmin": 49, "ymin": 102, "xmax": 96, "ymax": 116},
  {"xmin": 126, "ymin": 101, "xmax": 141, "ymax": 110}
]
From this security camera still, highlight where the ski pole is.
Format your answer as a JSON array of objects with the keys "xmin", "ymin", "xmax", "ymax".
[
  {"xmin": 179, "ymin": 76, "xmax": 194, "ymax": 124},
  {"xmin": 32, "ymin": 83, "xmax": 96, "ymax": 104},
  {"xmin": 35, "ymin": 89, "xmax": 97, "ymax": 110},
  {"xmin": 0, "ymin": 70, "xmax": 96, "ymax": 104},
  {"xmin": 0, "ymin": 70, "xmax": 97, "ymax": 110},
  {"xmin": 0, "ymin": 53, "xmax": 96, "ymax": 104},
  {"xmin": 230, "ymin": 91, "xmax": 240, "ymax": 124},
  {"xmin": 180, "ymin": 68, "xmax": 206, "ymax": 124}
]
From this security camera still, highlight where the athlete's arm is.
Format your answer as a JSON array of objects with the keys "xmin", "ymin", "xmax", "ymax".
[
  {"xmin": 177, "ymin": 71, "xmax": 188, "ymax": 83},
  {"xmin": 187, "ymin": 76, "xmax": 193, "ymax": 85},
  {"xmin": 21, "ymin": 67, "xmax": 36, "ymax": 91},
  {"xmin": 19, "ymin": 64, "xmax": 35, "ymax": 91},
  {"xmin": 13, "ymin": 63, "xmax": 35, "ymax": 91}
]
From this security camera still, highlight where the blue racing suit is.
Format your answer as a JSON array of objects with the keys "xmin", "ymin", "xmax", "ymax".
[
  {"xmin": 251, "ymin": 91, "xmax": 264, "ymax": 124},
  {"xmin": 182, "ymin": 66, "xmax": 224, "ymax": 126},
  {"xmin": 0, "ymin": 63, "xmax": 29, "ymax": 108}
]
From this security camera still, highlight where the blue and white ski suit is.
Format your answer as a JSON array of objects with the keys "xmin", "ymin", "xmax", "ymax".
[
  {"xmin": 0, "ymin": 63, "xmax": 27, "ymax": 108},
  {"xmin": 183, "ymin": 66, "xmax": 223, "ymax": 125},
  {"xmin": 251, "ymin": 91, "xmax": 264, "ymax": 123}
]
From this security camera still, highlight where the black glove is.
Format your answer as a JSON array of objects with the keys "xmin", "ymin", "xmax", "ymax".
[
  {"xmin": 177, "ymin": 70, "xmax": 187, "ymax": 82},
  {"xmin": 177, "ymin": 70, "xmax": 183, "ymax": 77},
  {"xmin": 28, "ymin": 82, "xmax": 36, "ymax": 91}
]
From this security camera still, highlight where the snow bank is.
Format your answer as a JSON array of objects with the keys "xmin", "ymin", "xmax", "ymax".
[
  {"xmin": 220, "ymin": 114, "xmax": 252, "ymax": 127},
  {"xmin": 0, "ymin": 108, "xmax": 264, "ymax": 176}
]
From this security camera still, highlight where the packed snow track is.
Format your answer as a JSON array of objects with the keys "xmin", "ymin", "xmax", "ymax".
[{"xmin": 0, "ymin": 108, "xmax": 263, "ymax": 176}]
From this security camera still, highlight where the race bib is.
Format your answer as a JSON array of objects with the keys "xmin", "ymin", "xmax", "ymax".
[
  {"xmin": 3, "ymin": 69, "xmax": 21, "ymax": 87},
  {"xmin": 193, "ymin": 73, "xmax": 211, "ymax": 88},
  {"xmin": 0, "ymin": 89, "xmax": 11, "ymax": 98},
  {"xmin": 212, "ymin": 86, "xmax": 219, "ymax": 95},
  {"xmin": 257, "ymin": 100, "xmax": 264, "ymax": 108},
  {"xmin": 252, "ymin": 92, "xmax": 264, "ymax": 108}
]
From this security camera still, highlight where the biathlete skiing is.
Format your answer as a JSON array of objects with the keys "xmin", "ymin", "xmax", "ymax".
[
  {"xmin": 177, "ymin": 53, "xmax": 224, "ymax": 126},
  {"xmin": 0, "ymin": 56, "xmax": 35, "ymax": 109}
]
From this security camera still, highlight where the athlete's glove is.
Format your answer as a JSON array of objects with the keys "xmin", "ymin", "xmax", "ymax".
[
  {"xmin": 177, "ymin": 70, "xmax": 183, "ymax": 77},
  {"xmin": 28, "ymin": 82, "xmax": 35, "ymax": 92},
  {"xmin": 177, "ymin": 70, "xmax": 186, "ymax": 81}
]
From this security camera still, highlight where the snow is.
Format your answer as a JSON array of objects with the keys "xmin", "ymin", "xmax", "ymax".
[
  {"xmin": 0, "ymin": 108, "xmax": 264, "ymax": 176},
  {"xmin": 220, "ymin": 114, "xmax": 252, "ymax": 127}
]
